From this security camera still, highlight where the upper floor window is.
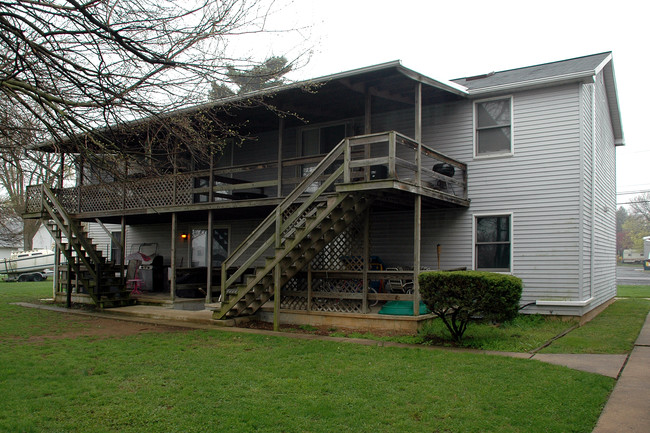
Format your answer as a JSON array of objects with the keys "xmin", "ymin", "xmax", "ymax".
[
  {"xmin": 474, "ymin": 97, "xmax": 512, "ymax": 157},
  {"xmin": 475, "ymin": 214, "xmax": 511, "ymax": 272}
]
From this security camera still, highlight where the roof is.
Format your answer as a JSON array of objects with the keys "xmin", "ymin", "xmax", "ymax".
[
  {"xmin": 48, "ymin": 52, "xmax": 625, "ymax": 149},
  {"xmin": 452, "ymin": 52, "xmax": 612, "ymax": 91},
  {"xmin": 451, "ymin": 52, "xmax": 624, "ymax": 145}
]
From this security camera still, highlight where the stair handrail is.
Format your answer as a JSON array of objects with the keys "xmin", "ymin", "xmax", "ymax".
[
  {"xmin": 220, "ymin": 138, "xmax": 349, "ymax": 299},
  {"xmin": 41, "ymin": 185, "xmax": 103, "ymax": 269}
]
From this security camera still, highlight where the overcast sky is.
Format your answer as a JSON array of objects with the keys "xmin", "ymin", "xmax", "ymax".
[{"xmin": 259, "ymin": 0, "xmax": 647, "ymax": 207}]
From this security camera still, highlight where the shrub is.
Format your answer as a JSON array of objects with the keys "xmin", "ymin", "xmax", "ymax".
[{"xmin": 419, "ymin": 271, "xmax": 523, "ymax": 342}]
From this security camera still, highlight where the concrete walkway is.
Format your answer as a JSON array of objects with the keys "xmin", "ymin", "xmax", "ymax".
[
  {"xmin": 592, "ymin": 312, "xmax": 650, "ymax": 433},
  {"xmin": 14, "ymin": 303, "xmax": 650, "ymax": 431}
]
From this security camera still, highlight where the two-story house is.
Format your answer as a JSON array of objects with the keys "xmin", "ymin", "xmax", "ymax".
[{"xmin": 24, "ymin": 52, "xmax": 622, "ymax": 331}]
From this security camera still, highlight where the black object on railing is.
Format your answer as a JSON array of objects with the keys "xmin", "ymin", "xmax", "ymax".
[{"xmin": 433, "ymin": 163, "xmax": 455, "ymax": 178}]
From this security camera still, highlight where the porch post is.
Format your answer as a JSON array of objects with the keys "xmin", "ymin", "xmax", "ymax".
[
  {"xmin": 66, "ymin": 242, "xmax": 72, "ymax": 308},
  {"xmin": 277, "ymin": 117, "xmax": 284, "ymax": 197},
  {"xmin": 414, "ymin": 82, "xmax": 422, "ymax": 142},
  {"xmin": 206, "ymin": 210, "xmax": 213, "ymax": 303},
  {"xmin": 413, "ymin": 195, "xmax": 421, "ymax": 316},
  {"xmin": 362, "ymin": 207, "xmax": 370, "ymax": 313},
  {"xmin": 364, "ymin": 88, "xmax": 372, "ymax": 134},
  {"xmin": 364, "ymin": 89, "xmax": 372, "ymax": 181},
  {"xmin": 273, "ymin": 207, "xmax": 282, "ymax": 331},
  {"xmin": 78, "ymin": 154, "xmax": 84, "ymax": 187},
  {"xmin": 208, "ymin": 151, "xmax": 214, "ymax": 203},
  {"xmin": 413, "ymin": 82, "xmax": 422, "ymax": 316},
  {"xmin": 53, "ymin": 242, "xmax": 60, "ymax": 300},
  {"xmin": 120, "ymin": 216, "xmax": 126, "ymax": 281},
  {"xmin": 170, "ymin": 212, "xmax": 177, "ymax": 301},
  {"xmin": 58, "ymin": 152, "xmax": 64, "ymax": 189}
]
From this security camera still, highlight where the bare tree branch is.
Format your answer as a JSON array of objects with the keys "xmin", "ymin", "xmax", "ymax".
[{"xmin": 1, "ymin": 0, "xmax": 304, "ymax": 177}]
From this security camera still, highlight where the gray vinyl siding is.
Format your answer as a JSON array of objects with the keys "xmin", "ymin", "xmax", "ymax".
[
  {"xmin": 124, "ymin": 218, "xmax": 269, "ymax": 268},
  {"xmin": 589, "ymin": 71, "xmax": 617, "ymax": 310},
  {"xmin": 469, "ymin": 85, "xmax": 584, "ymax": 309},
  {"xmin": 85, "ymin": 223, "xmax": 121, "ymax": 259},
  {"xmin": 369, "ymin": 85, "xmax": 587, "ymax": 312}
]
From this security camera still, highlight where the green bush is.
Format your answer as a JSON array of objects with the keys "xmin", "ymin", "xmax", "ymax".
[{"xmin": 419, "ymin": 271, "xmax": 523, "ymax": 342}]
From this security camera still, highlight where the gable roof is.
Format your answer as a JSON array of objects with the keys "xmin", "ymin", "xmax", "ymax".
[
  {"xmin": 451, "ymin": 52, "xmax": 623, "ymax": 145},
  {"xmin": 451, "ymin": 52, "xmax": 612, "ymax": 91}
]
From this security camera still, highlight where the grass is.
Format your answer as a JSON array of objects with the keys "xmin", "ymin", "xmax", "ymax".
[
  {"xmin": 540, "ymin": 298, "xmax": 650, "ymax": 354},
  {"xmin": 0, "ymin": 281, "xmax": 615, "ymax": 433},
  {"xmin": 618, "ymin": 285, "xmax": 650, "ymax": 298},
  {"xmin": 332, "ymin": 315, "xmax": 577, "ymax": 353}
]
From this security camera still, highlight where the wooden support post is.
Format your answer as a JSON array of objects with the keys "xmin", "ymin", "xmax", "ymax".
[
  {"xmin": 307, "ymin": 265, "xmax": 313, "ymax": 312},
  {"xmin": 58, "ymin": 152, "xmax": 64, "ymax": 189},
  {"xmin": 415, "ymin": 82, "xmax": 422, "ymax": 187},
  {"xmin": 53, "ymin": 239, "xmax": 60, "ymax": 300},
  {"xmin": 413, "ymin": 195, "xmax": 421, "ymax": 316},
  {"xmin": 208, "ymin": 152, "xmax": 214, "ymax": 203},
  {"xmin": 66, "ymin": 243, "xmax": 72, "ymax": 308},
  {"xmin": 414, "ymin": 82, "xmax": 423, "ymax": 316},
  {"xmin": 277, "ymin": 118, "xmax": 284, "ymax": 197},
  {"xmin": 343, "ymin": 139, "xmax": 351, "ymax": 183},
  {"xmin": 206, "ymin": 210, "xmax": 213, "ymax": 303},
  {"xmin": 388, "ymin": 132, "xmax": 396, "ymax": 178},
  {"xmin": 170, "ymin": 212, "xmax": 177, "ymax": 302},
  {"xmin": 172, "ymin": 153, "xmax": 178, "ymax": 206},
  {"xmin": 364, "ymin": 88, "xmax": 372, "ymax": 181},
  {"xmin": 362, "ymin": 207, "xmax": 370, "ymax": 313},
  {"xmin": 415, "ymin": 82, "xmax": 422, "ymax": 142},
  {"xmin": 122, "ymin": 160, "xmax": 127, "ymax": 212},
  {"xmin": 78, "ymin": 154, "xmax": 84, "ymax": 187},
  {"xmin": 274, "ymin": 264, "xmax": 281, "ymax": 332},
  {"xmin": 221, "ymin": 262, "xmax": 226, "ymax": 305},
  {"xmin": 120, "ymin": 216, "xmax": 126, "ymax": 280},
  {"xmin": 273, "ymin": 207, "xmax": 282, "ymax": 331},
  {"xmin": 364, "ymin": 89, "xmax": 372, "ymax": 134}
]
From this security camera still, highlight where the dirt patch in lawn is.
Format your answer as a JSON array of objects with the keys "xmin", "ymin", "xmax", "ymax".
[
  {"xmin": 24, "ymin": 315, "xmax": 188, "ymax": 343},
  {"xmin": 239, "ymin": 319, "xmax": 413, "ymax": 338}
]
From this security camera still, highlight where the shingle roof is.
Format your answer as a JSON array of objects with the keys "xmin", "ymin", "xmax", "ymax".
[{"xmin": 452, "ymin": 52, "xmax": 612, "ymax": 90}]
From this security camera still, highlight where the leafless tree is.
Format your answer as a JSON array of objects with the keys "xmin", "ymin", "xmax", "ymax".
[
  {"xmin": 630, "ymin": 193, "xmax": 650, "ymax": 224},
  {"xmin": 0, "ymin": 0, "xmax": 302, "ymax": 178},
  {"xmin": 0, "ymin": 107, "xmax": 72, "ymax": 248}
]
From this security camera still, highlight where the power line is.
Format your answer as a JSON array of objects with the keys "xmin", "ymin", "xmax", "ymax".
[{"xmin": 617, "ymin": 190, "xmax": 650, "ymax": 196}]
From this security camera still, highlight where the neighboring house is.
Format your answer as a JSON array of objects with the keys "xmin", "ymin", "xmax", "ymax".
[
  {"xmin": 23, "ymin": 52, "xmax": 622, "ymax": 330},
  {"xmin": 0, "ymin": 241, "xmax": 21, "ymax": 262}
]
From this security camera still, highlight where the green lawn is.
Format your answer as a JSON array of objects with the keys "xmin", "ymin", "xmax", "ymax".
[
  {"xmin": 540, "ymin": 298, "xmax": 650, "ymax": 354},
  {"xmin": 0, "ymin": 281, "xmax": 614, "ymax": 433},
  {"xmin": 618, "ymin": 285, "xmax": 650, "ymax": 298},
  {"xmin": 332, "ymin": 314, "xmax": 577, "ymax": 353}
]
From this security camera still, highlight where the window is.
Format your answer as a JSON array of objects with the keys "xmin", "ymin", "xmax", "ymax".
[
  {"xmin": 189, "ymin": 227, "xmax": 229, "ymax": 267},
  {"xmin": 474, "ymin": 97, "xmax": 512, "ymax": 156},
  {"xmin": 299, "ymin": 123, "xmax": 347, "ymax": 192},
  {"xmin": 475, "ymin": 215, "xmax": 511, "ymax": 271}
]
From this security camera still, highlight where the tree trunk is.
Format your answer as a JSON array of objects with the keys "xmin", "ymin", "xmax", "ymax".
[{"xmin": 22, "ymin": 220, "xmax": 40, "ymax": 250}]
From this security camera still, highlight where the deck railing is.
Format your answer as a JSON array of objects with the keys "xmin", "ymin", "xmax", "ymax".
[{"xmin": 24, "ymin": 131, "xmax": 467, "ymax": 215}]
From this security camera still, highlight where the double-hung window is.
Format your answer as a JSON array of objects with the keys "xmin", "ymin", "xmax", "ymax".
[
  {"xmin": 475, "ymin": 214, "xmax": 511, "ymax": 272},
  {"xmin": 474, "ymin": 97, "xmax": 513, "ymax": 157}
]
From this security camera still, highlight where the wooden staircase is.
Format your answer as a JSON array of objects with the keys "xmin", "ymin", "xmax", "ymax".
[
  {"xmin": 213, "ymin": 192, "xmax": 372, "ymax": 319},
  {"xmin": 39, "ymin": 185, "xmax": 133, "ymax": 308},
  {"xmin": 212, "ymin": 137, "xmax": 374, "ymax": 320}
]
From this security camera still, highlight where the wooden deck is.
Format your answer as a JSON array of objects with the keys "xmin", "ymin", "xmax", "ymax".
[{"xmin": 24, "ymin": 131, "xmax": 468, "ymax": 220}]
